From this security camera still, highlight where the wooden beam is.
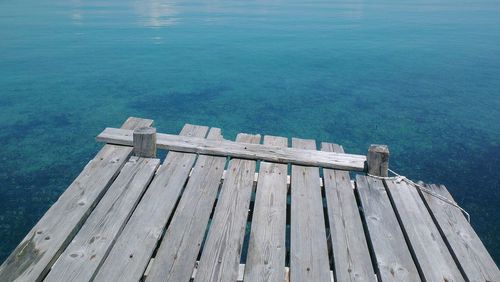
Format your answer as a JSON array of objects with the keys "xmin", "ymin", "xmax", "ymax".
[
  {"xmin": 194, "ymin": 133, "xmax": 261, "ymax": 282},
  {"xmin": 367, "ymin": 145, "xmax": 389, "ymax": 177},
  {"xmin": 133, "ymin": 127, "xmax": 157, "ymax": 158},
  {"xmin": 322, "ymin": 143, "xmax": 375, "ymax": 281},
  {"xmin": 244, "ymin": 136, "xmax": 288, "ymax": 282},
  {"xmin": 290, "ymin": 138, "xmax": 331, "ymax": 282},
  {"xmin": 356, "ymin": 175, "xmax": 419, "ymax": 280},
  {"xmin": 96, "ymin": 127, "xmax": 367, "ymax": 171}
]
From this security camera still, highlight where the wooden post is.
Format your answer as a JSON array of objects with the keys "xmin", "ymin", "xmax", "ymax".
[
  {"xmin": 133, "ymin": 127, "xmax": 157, "ymax": 158},
  {"xmin": 367, "ymin": 144, "xmax": 389, "ymax": 177}
]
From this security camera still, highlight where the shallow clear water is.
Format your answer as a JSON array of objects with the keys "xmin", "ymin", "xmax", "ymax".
[{"xmin": 1, "ymin": 0, "xmax": 499, "ymax": 263}]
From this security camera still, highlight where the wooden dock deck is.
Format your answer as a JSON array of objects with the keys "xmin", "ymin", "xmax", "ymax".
[{"xmin": 0, "ymin": 117, "xmax": 498, "ymax": 281}]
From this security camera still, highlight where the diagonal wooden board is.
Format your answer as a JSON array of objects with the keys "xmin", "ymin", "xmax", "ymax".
[
  {"xmin": 244, "ymin": 136, "xmax": 288, "ymax": 282},
  {"xmin": 322, "ymin": 143, "xmax": 375, "ymax": 281},
  {"xmin": 93, "ymin": 124, "xmax": 209, "ymax": 282},
  {"xmin": 0, "ymin": 117, "xmax": 153, "ymax": 282},
  {"xmin": 290, "ymin": 138, "xmax": 331, "ymax": 282},
  {"xmin": 44, "ymin": 157, "xmax": 160, "ymax": 282},
  {"xmin": 355, "ymin": 175, "xmax": 419, "ymax": 281},
  {"xmin": 194, "ymin": 133, "xmax": 261, "ymax": 282},
  {"xmin": 421, "ymin": 184, "xmax": 500, "ymax": 281},
  {"xmin": 385, "ymin": 180, "xmax": 464, "ymax": 281},
  {"xmin": 97, "ymin": 127, "xmax": 366, "ymax": 171},
  {"xmin": 145, "ymin": 128, "xmax": 226, "ymax": 282}
]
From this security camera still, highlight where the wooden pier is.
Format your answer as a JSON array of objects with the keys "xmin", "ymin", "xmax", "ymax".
[{"xmin": 0, "ymin": 117, "xmax": 498, "ymax": 281}]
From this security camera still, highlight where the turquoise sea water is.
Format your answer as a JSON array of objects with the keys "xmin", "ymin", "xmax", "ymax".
[{"xmin": 1, "ymin": 0, "xmax": 499, "ymax": 263}]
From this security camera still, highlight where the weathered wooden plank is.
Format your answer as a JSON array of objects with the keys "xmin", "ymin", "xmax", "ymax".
[
  {"xmin": 321, "ymin": 143, "xmax": 375, "ymax": 281},
  {"xmin": 0, "ymin": 117, "xmax": 153, "ymax": 282},
  {"xmin": 290, "ymin": 138, "xmax": 331, "ymax": 282},
  {"xmin": 121, "ymin": 117, "xmax": 155, "ymax": 130},
  {"xmin": 97, "ymin": 127, "xmax": 366, "ymax": 171},
  {"xmin": 355, "ymin": 175, "xmax": 420, "ymax": 281},
  {"xmin": 385, "ymin": 180, "xmax": 464, "ymax": 281},
  {"xmin": 244, "ymin": 136, "xmax": 288, "ymax": 282},
  {"xmin": 93, "ymin": 124, "xmax": 209, "ymax": 282},
  {"xmin": 189, "ymin": 262, "xmax": 246, "ymax": 281},
  {"xmin": 421, "ymin": 184, "xmax": 500, "ymax": 281},
  {"xmin": 44, "ymin": 157, "xmax": 160, "ymax": 281},
  {"xmin": 194, "ymin": 133, "xmax": 261, "ymax": 282},
  {"xmin": 145, "ymin": 128, "xmax": 226, "ymax": 282}
]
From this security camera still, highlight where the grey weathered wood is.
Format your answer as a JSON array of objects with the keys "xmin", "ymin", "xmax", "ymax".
[
  {"xmin": 321, "ymin": 143, "xmax": 375, "ymax": 281},
  {"xmin": 244, "ymin": 136, "xmax": 288, "ymax": 282},
  {"xmin": 290, "ymin": 138, "xmax": 331, "ymax": 282},
  {"xmin": 122, "ymin": 117, "xmax": 155, "ymax": 130},
  {"xmin": 355, "ymin": 175, "xmax": 420, "ymax": 281},
  {"xmin": 93, "ymin": 124, "xmax": 209, "ymax": 282},
  {"xmin": 367, "ymin": 145, "xmax": 389, "ymax": 177},
  {"xmin": 385, "ymin": 180, "xmax": 464, "ymax": 281},
  {"xmin": 421, "ymin": 184, "xmax": 500, "ymax": 281},
  {"xmin": 133, "ymin": 127, "xmax": 157, "ymax": 158},
  {"xmin": 194, "ymin": 133, "xmax": 261, "ymax": 282},
  {"xmin": 44, "ymin": 157, "xmax": 160, "ymax": 282},
  {"xmin": 145, "ymin": 128, "xmax": 226, "ymax": 282},
  {"xmin": 189, "ymin": 262, "xmax": 247, "ymax": 281},
  {"xmin": 0, "ymin": 117, "xmax": 153, "ymax": 282},
  {"xmin": 97, "ymin": 127, "xmax": 366, "ymax": 171}
]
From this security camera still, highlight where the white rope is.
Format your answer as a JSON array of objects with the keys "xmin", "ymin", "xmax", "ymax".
[{"xmin": 367, "ymin": 168, "xmax": 471, "ymax": 222}]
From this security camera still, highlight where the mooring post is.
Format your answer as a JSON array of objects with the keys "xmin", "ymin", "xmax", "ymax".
[
  {"xmin": 367, "ymin": 144, "xmax": 389, "ymax": 177},
  {"xmin": 133, "ymin": 127, "xmax": 157, "ymax": 158}
]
